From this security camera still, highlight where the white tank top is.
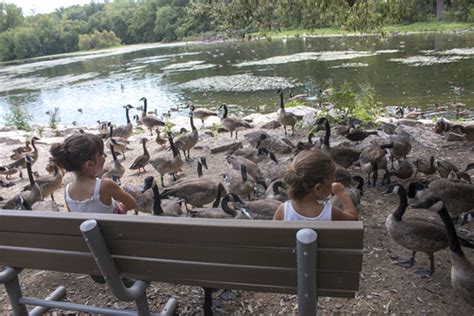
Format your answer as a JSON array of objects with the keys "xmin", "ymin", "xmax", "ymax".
[
  {"xmin": 65, "ymin": 178, "xmax": 116, "ymax": 214},
  {"xmin": 283, "ymin": 200, "xmax": 332, "ymax": 221}
]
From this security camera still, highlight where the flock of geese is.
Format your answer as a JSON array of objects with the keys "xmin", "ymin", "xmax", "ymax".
[{"xmin": 0, "ymin": 90, "xmax": 473, "ymax": 307}]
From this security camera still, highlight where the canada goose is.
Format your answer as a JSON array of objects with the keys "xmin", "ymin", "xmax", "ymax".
[
  {"xmin": 129, "ymin": 138, "xmax": 150, "ymax": 173},
  {"xmin": 226, "ymin": 154, "xmax": 261, "ymax": 181},
  {"xmin": 149, "ymin": 133, "xmax": 184, "ymax": 186},
  {"xmin": 407, "ymin": 178, "xmax": 474, "ymax": 216},
  {"xmin": 294, "ymin": 132, "xmax": 316, "ymax": 155},
  {"xmin": 223, "ymin": 164, "xmax": 255, "ymax": 200},
  {"xmin": 381, "ymin": 137, "xmax": 412, "ymax": 168},
  {"xmin": 359, "ymin": 142, "xmax": 389, "ymax": 187},
  {"xmin": 0, "ymin": 175, "xmax": 14, "ymax": 188},
  {"xmin": 436, "ymin": 159, "xmax": 458, "ymax": 178},
  {"xmin": 264, "ymin": 179, "xmax": 289, "ymax": 202},
  {"xmin": 288, "ymin": 91, "xmax": 308, "ymax": 102},
  {"xmin": 228, "ymin": 193, "xmax": 281, "ymax": 219},
  {"xmin": 100, "ymin": 144, "xmax": 125, "ymax": 182},
  {"xmin": 414, "ymin": 156, "xmax": 436, "ymax": 177},
  {"xmin": 174, "ymin": 112, "xmax": 199, "ymax": 161},
  {"xmin": 188, "ymin": 104, "xmax": 218, "ymax": 126},
  {"xmin": 316, "ymin": 118, "xmax": 360, "ymax": 168},
  {"xmin": 23, "ymin": 159, "xmax": 62, "ymax": 201},
  {"xmin": 3, "ymin": 156, "xmax": 43, "ymax": 210},
  {"xmin": 219, "ymin": 104, "xmax": 251, "ymax": 139},
  {"xmin": 155, "ymin": 128, "xmax": 167, "ymax": 148},
  {"xmin": 385, "ymin": 184, "xmax": 452, "ymax": 277},
  {"xmin": 412, "ymin": 197, "xmax": 474, "ymax": 304},
  {"xmin": 112, "ymin": 105, "xmax": 134, "ymax": 139},
  {"xmin": 276, "ymin": 89, "xmax": 297, "ymax": 136},
  {"xmin": 4, "ymin": 136, "xmax": 40, "ymax": 178},
  {"xmin": 97, "ymin": 121, "xmax": 109, "ymax": 138},
  {"xmin": 0, "ymin": 165, "xmax": 20, "ymax": 180},
  {"xmin": 161, "ymin": 178, "xmax": 225, "ymax": 209},
  {"xmin": 345, "ymin": 127, "xmax": 378, "ymax": 142},
  {"xmin": 105, "ymin": 123, "xmax": 128, "ymax": 159},
  {"xmin": 383, "ymin": 160, "xmax": 414, "ymax": 184},
  {"xmin": 10, "ymin": 140, "xmax": 31, "ymax": 160},
  {"xmin": 141, "ymin": 176, "xmax": 183, "ymax": 216},
  {"xmin": 139, "ymin": 97, "xmax": 165, "ymax": 135},
  {"xmin": 231, "ymin": 134, "xmax": 268, "ymax": 163},
  {"xmin": 189, "ymin": 193, "xmax": 249, "ymax": 219}
]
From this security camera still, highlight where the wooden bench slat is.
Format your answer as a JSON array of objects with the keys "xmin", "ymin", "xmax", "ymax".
[
  {"xmin": 0, "ymin": 211, "xmax": 364, "ymax": 249},
  {"xmin": 0, "ymin": 232, "xmax": 363, "ymax": 272},
  {"xmin": 0, "ymin": 246, "xmax": 360, "ymax": 292}
]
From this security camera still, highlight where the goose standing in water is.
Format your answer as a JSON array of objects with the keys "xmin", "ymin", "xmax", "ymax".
[
  {"xmin": 276, "ymin": 88, "xmax": 297, "ymax": 136},
  {"xmin": 412, "ymin": 197, "xmax": 474, "ymax": 306},
  {"xmin": 219, "ymin": 104, "xmax": 251, "ymax": 139}
]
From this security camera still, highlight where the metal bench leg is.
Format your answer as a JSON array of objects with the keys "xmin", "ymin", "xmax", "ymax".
[
  {"xmin": 0, "ymin": 267, "xmax": 28, "ymax": 316},
  {"xmin": 296, "ymin": 228, "xmax": 318, "ymax": 316},
  {"xmin": 30, "ymin": 286, "xmax": 67, "ymax": 316},
  {"xmin": 80, "ymin": 219, "xmax": 151, "ymax": 315}
]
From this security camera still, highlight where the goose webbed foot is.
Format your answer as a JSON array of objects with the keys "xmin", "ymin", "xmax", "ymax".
[
  {"xmin": 396, "ymin": 258, "xmax": 415, "ymax": 268},
  {"xmin": 415, "ymin": 267, "xmax": 433, "ymax": 278}
]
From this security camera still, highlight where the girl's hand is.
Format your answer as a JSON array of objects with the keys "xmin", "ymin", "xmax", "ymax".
[{"xmin": 332, "ymin": 182, "xmax": 346, "ymax": 196}]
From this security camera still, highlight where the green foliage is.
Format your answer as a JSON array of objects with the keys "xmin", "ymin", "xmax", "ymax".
[
  {"xmin": 3, "ymin": 105, "xmax": 33, "ymax": 131},
  {"xmin": 329, "ymin": 83, "xmax": 383, "ymax": 124},
  {"xmin": 0, "ymin": 0, "xmax": 473, "ymax": 61},
  {"xmin": 163, "ymin": 120, "xmax": 176, "ymax": 134},
  {"xmin": 78, "ymin": 29, "xmax": 121, "ymax": 50},
  {"xmin": 285, "ymin": 100, "xmax": 305, "ymax": 108},
  {"xmin": 47, "ymin": 107, "xmax": 61, "ymax": 129},
  {"xmin": 36, "ymin": 125, "xmax": 45, "ymax": 138}
]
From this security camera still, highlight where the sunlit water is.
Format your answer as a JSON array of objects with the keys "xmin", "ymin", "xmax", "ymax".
[{"xmin": 0, "ymin": 32, "xmax": 473, "ymax": 126}]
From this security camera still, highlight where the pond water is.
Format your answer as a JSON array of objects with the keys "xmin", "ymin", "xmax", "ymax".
[{"xmin": 0, "ymin": 32, "xmax": 473, "ymax": 126}]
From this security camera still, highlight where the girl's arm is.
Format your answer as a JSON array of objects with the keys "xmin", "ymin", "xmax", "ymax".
[
  {"xmin": 273, "ymin": 204, "xmax": 284, "ymax": 220},
  {"xmin": 103, "ymin": 179, "xmax": 138, "ymax": 211},
  {"xmin": 331, "ymin": 183, "xmax": 358, "ymax": 220}
]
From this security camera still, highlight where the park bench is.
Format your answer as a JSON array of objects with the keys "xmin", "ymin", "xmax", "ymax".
[{"xmin": 0, "ymin": 210, "xmax": 364, "ymax": 315}]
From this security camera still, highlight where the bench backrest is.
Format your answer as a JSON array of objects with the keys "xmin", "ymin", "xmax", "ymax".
[{"xmin": 0, "ymin": 210, "xmax": 363, "ymax": 298}]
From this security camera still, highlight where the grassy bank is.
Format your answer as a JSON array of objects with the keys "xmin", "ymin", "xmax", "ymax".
[{"xmin": 252, "ymin": 22, "xmax": 474, "ymax": 38}]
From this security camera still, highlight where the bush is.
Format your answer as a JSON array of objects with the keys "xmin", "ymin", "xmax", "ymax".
[
  {"xmin": 78, "ymin": 30, "xmax": 121, "ymax": 50},
  {"xmin": 3, "ymin": 105, "xmax": 33, "ymax": 131},
  {"xmin": 329, "ymin": 83, "xmax": 383, "ymax": 124}
]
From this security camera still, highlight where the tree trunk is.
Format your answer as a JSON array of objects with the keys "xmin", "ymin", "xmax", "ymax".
[{"xmin": 436, "ymin": 0, "xmax": 445, "ymax": 21}]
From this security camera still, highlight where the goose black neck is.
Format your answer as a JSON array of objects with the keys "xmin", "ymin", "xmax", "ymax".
[
  {"xmin": 110, "ymin": 145, "xmax": 118, "ymax": 161},
  {"xmin": 168, "ymin": 137, "xmax": 179, "ymax": 157},
  {"xmin": 212, "ymin": 183, "xmax": 225, "ymax": 207},
  {"xmin": 142, "ymin": 140, "xmax": 148, "ymax": 156},
  {"xmin": 308, "ymin": 133, "xmax": 313, "ymax": 144},
  {"xmin": 126, "ymin": 107, "xmax": 131, "ymax": 124},
  {"xmin": 429, "ymin": 156, "xmax": 435, "ymax": 167},
  {"xmin": 197, "ymin": 161, "xmax": 203, "ymax": 177},
  {"xmin": 240, "ymin": 165, "xmax": 248, "ymax": 183},
  {"xmin": 26, "ymin": 161, "xmax": 34, "ymax": 187},
  {"xmin": 392, "ymin": 186, "xmax": 408, "ymax": 221},
  {"xmin": 190, "ymin": 114, "xmax": 196, "ymax": 131},
  {"xmin": 152, "ymin": 184, "xmax": 163, "ymax": 215},
  {"xmin": 221, "ymin": 194, "xmax": 237, "ymax": 216},
  {"xmin": 31, "ymin": 138, "xmax": 37, "ymax": 152},
  {"xmin": 222, "ymin": 105, "xmax": 228, "ymax": 119},
  {"xmin": 279, "ymin": 92, "xmax": 284, "ymax": 109},
  {"xmin": 273, "ymin": 180, "xmax": 283, "ymax": 194},
  {"xmin": 142, "ymin": 98, "xmax": 147, "ymax": 115},
  {"xmin": 437, "ymin": 207, "xmax": 463, "ymax": 255},
  {"xmin": 323, "ymin": 119, "xmax": 331, "ymax": 147},
  {"xmin": 109, "ymin": 124, "xmax": 113, "ymax": 137}
]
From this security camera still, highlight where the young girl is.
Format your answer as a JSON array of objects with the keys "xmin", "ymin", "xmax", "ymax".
[
  {"xmin": 50, "ymin": 133, "xmax": 137, "ymax": 214},
  {"xmin": 273, "ymin": 150, "xmax": 358, "ymax": 221}
]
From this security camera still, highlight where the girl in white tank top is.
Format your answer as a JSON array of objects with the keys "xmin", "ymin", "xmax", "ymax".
[{"xmin": 273, "ymin": 150, "xmax": 358, "ymax": 221}]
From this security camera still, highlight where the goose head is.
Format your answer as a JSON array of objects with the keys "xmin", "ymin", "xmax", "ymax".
[
  {"xmin": 141, "ymin": 176, "xmax": 157, "ymax": 193},
  {"xmin": 411, "ymin": 195, "xmax": 444, "ymax": 212}
]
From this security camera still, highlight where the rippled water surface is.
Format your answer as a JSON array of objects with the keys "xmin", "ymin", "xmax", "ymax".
[{"xmin": 0, "ymin": 33, "xmax": 473, "ymax": 126}]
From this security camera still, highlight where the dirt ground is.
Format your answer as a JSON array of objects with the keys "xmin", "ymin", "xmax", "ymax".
[{"xmin": 0, "ymin": 121, "xmax": 473, "ymax": 314}]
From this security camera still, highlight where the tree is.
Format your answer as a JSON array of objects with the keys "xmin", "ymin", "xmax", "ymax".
[{"xmin": 0, "ymin": 3, "xmax": 24, "ymax": 33}]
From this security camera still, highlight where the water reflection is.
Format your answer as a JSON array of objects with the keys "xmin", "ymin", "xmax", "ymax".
[{"xmin": 0, "ymin": 33, "xmax": 472, "ymax": 126}]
